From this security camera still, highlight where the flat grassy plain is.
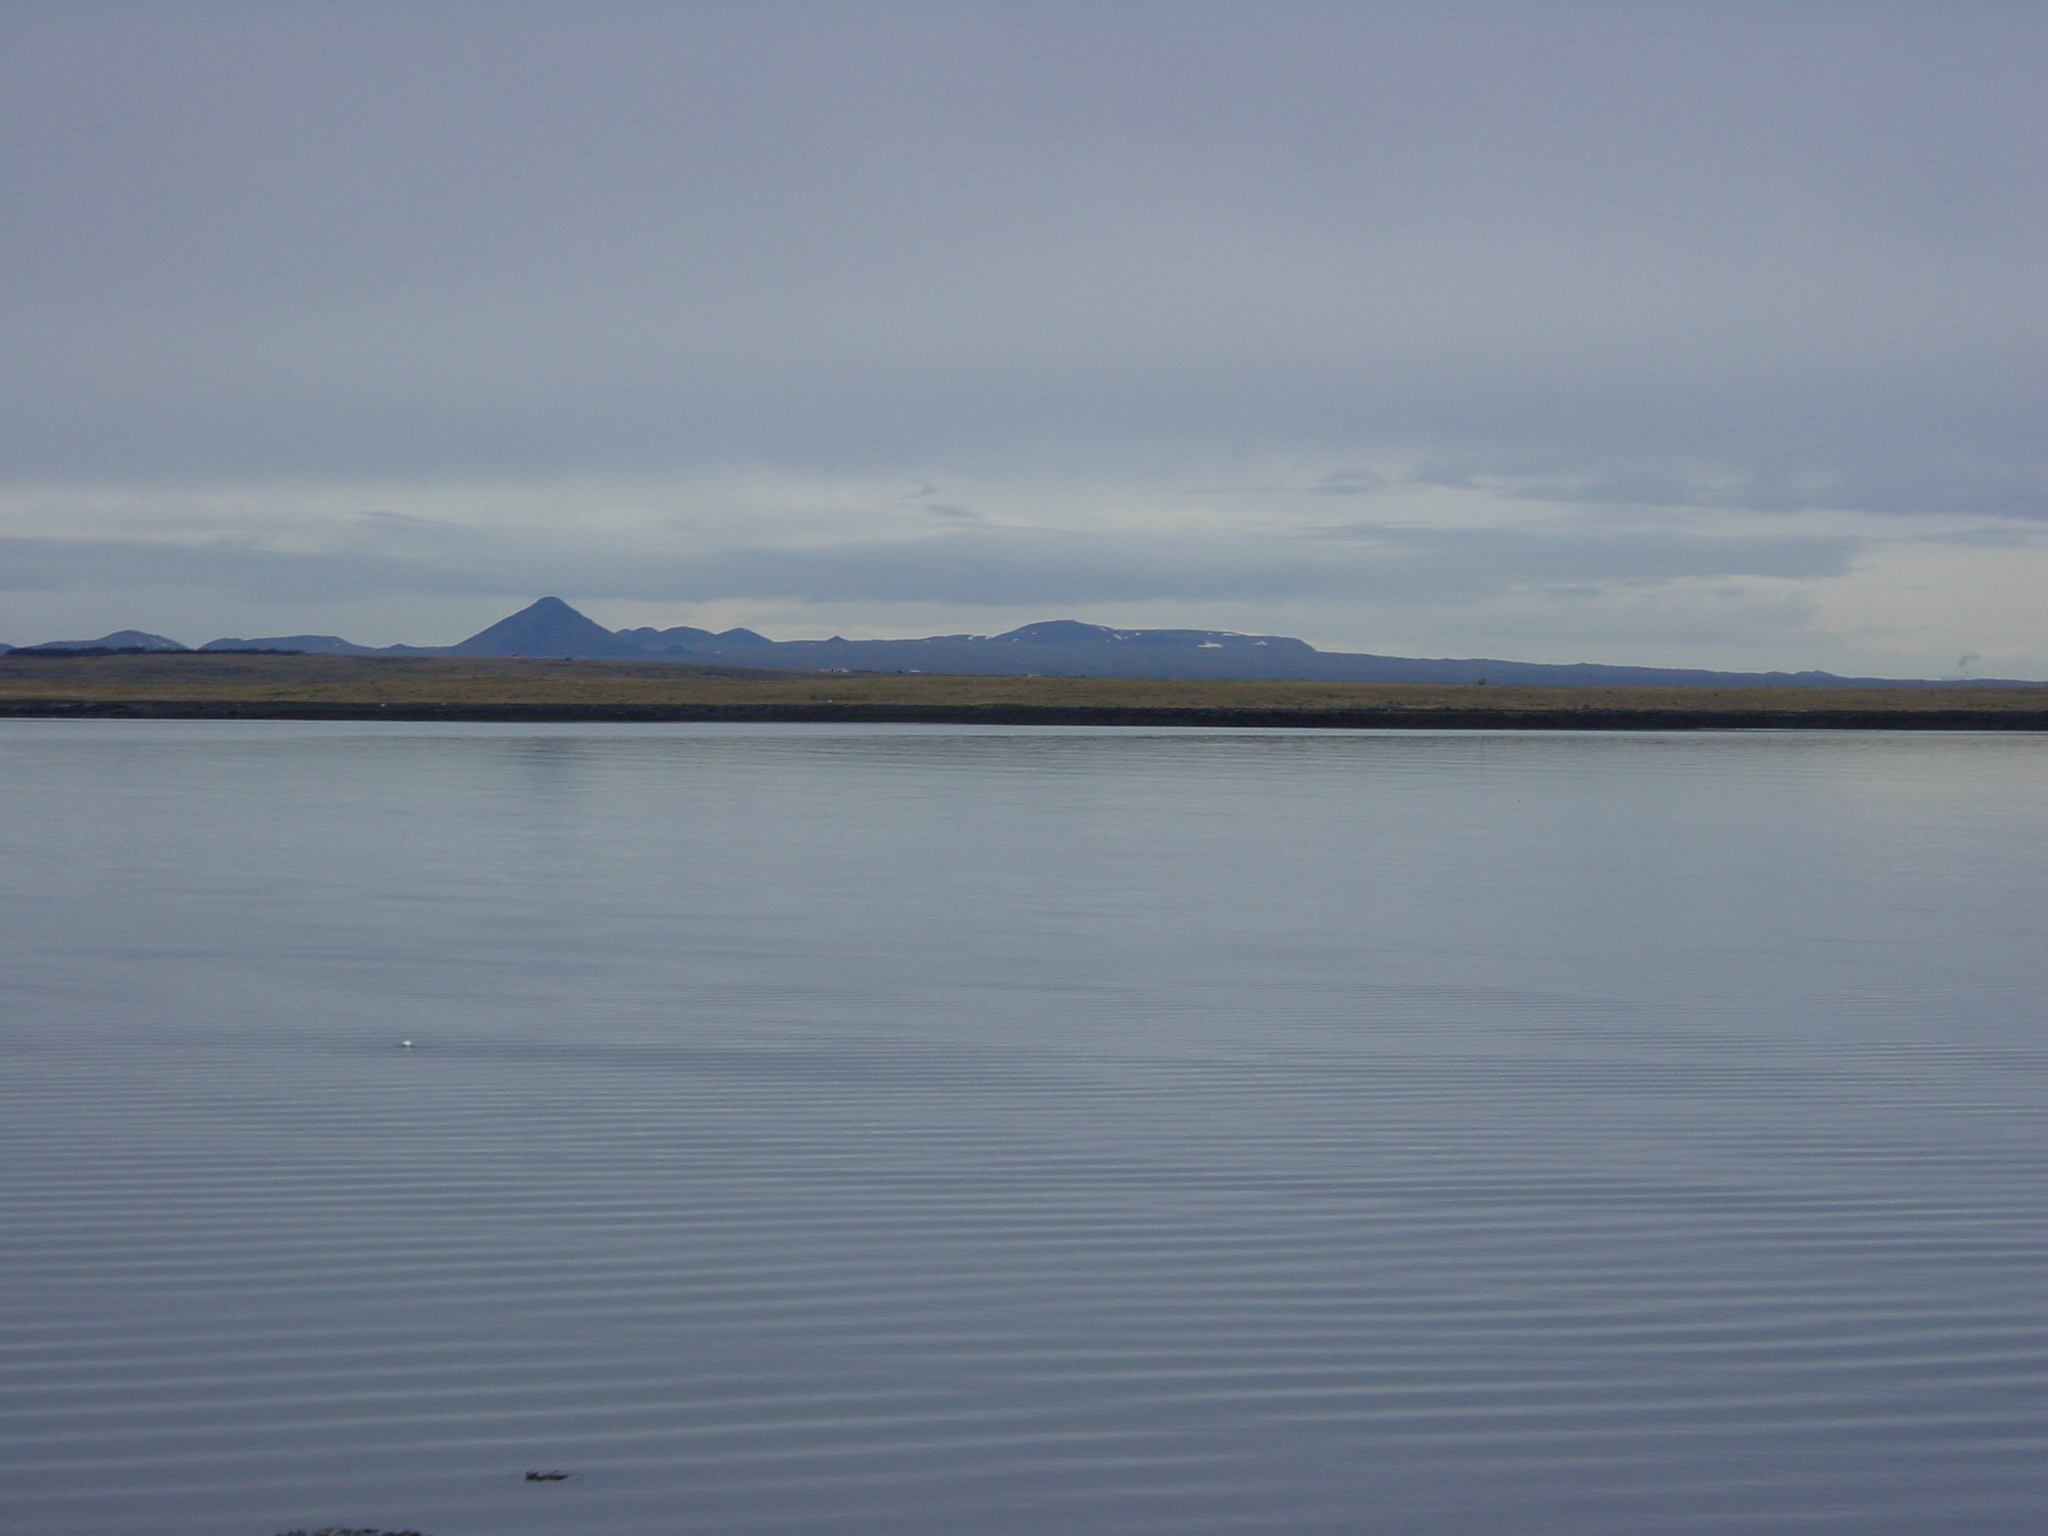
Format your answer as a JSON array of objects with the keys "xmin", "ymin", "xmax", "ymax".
[{"xmin": 2, "ymin": 652, "xmax": 2045, "ymax": 728}]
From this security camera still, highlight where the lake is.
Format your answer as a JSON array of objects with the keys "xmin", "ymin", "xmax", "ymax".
[{"xmin": 2, "ymin": 722, "xmax": 2043, "ymax": 1536}]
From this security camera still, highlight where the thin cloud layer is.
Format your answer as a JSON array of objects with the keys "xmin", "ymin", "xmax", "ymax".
[{"xmin": 0, "ymin": 519, "xmax": 1867, "ymax": 608}]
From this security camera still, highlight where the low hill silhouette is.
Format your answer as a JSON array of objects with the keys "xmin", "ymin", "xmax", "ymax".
[{"xmin": 14, "ymin": 597, "xmax": 2033, "ymax": 688}]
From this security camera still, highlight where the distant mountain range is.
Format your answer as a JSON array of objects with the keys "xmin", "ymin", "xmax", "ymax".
[{"xmin": 5, "ymin": 596, "xmax": 2032, "ymax": 688}]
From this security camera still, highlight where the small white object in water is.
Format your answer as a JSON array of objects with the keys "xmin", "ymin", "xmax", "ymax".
[{"xmin": 400, "ymin": 1040, "xmax": 414, "ymax": 1048}]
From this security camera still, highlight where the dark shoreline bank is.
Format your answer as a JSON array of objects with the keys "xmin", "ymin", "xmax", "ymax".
[{"xmin": 7, "ymin": 699, "xmax": 2045, "ymax": 730}]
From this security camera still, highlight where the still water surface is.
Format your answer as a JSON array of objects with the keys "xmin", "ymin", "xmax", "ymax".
[{"xmin": 1, "ymin": 723, "xmax": 2043, "ymax": 1536}]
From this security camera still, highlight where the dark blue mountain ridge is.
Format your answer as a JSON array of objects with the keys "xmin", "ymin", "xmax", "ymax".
[
  {"xmin": 443, "ymin": 594, "xmax": 648, "ymax": 659},
  {"xmin": 197, "ymin": 602, "xmax": 767, "ymax": 660},
  {"xmin": 424, "ymin": 600, "xmax": 2029, "ymax": 687},
  {"xmin": 23, "ymin": 629, "xmax": 190, "ymax": 652},
  {"xmin": 18, "ymin": 597, "xmax": 2035, "ymax": 686},
  {"xmin": 991, "ymin": 620, "xmax": 1314, "ymax": 651},
  {"xmin": 615, "ymin": 624, "xmax": 773, "ymax": 648},
  {"xmin": 199, "ymin": 634, "xmax": 386, "ymax": 655}
]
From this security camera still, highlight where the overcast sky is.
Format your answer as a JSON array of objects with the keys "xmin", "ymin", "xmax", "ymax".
[{"xmin": 3, "ymin": 1, "xmax": 2043, "ymax": 673}]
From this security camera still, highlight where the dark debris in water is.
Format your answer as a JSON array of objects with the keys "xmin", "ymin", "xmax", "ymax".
[
  {"xmin": 524, "ymin": 1468, "xmax": 576, "ymax": 1481},
  {"xmin": 275, "ymin": 1529, "xmax": 428, "ymax": 1536}
]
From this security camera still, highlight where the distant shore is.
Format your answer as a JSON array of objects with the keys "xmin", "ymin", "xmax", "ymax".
[{"xmin": 2, "ymin": 653, "xmax": 2044, "ymax": 731}]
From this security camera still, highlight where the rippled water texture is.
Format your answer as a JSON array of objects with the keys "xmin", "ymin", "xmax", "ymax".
[{"xmin": 2, "ymin": 723, "xmax": 2043, "ymax": 1536}]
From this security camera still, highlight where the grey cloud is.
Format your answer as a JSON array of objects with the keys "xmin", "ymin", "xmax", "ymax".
[
  {"xmin": 1406, "ymin": 457, "xmax": 2048, "ymax": 520},
  {"xmin": 674, "ymin": 529, "xmax": 1861, "ymax": 607},
  {"xmin": 1913, "ymin": 523, "xmax": 2048, "ymax": 549},
  {"xmin": 0, "ymin": 520, "xmax": 1866, "ymax": 612},
  {"xmin": 668, "ymin": 532, "xmax": 1345, "ymax": 606},
  {"xmin": 1304, "ymin": 522, "xmax": 1860, "ymax": 590},
  {"xmin": 0, "ymin": 3, "xmax": 2042, "ymax": 500},
  {"xmin": 1309, "ymin": 471, "xmax": 1390, "ymax": 498},
  {"xmin": 0, "ymin": 535, "xmax": 514, "ymax": 603}
]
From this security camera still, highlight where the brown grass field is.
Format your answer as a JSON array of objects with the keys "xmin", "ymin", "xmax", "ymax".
[{"xmin": 0, "ymin": 651, "xmax": 2044, "ymax": 725}]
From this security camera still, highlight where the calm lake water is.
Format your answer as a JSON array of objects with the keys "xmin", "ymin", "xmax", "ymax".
[{"xmin": 2, "ymin": 722, "xmax": 2043, "ymax": 1536}]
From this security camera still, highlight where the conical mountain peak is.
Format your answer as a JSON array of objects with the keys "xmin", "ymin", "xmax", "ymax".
[{"xmin": 448, "ymin": 597, "xmax": 646, "ymax": 659}]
